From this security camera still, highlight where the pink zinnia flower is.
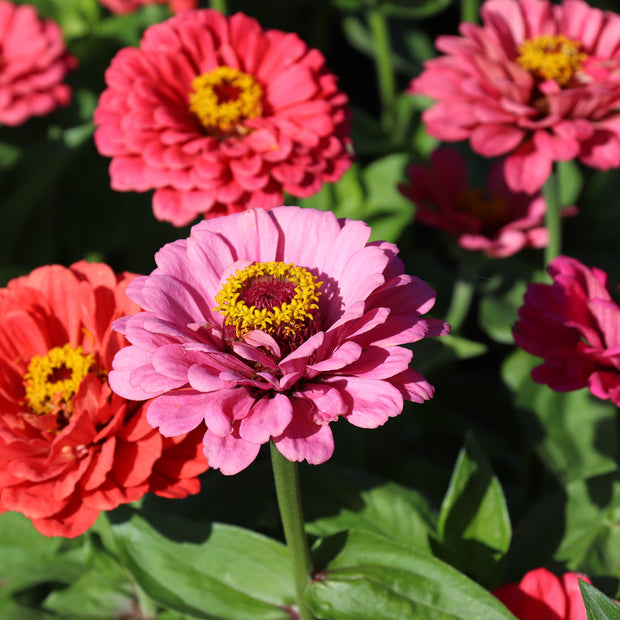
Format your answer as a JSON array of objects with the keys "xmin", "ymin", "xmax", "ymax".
[
  {"xmin": 409, "ymin": 0, "xmax": 620, "ymax": 194},
  {"xmin": 0, "ymin": 262, "xmax": 209, "ymax": 538},
  {"xmin": 513, "ymin": 255, "xmax": 620, "ymax": 405},
  {"xmin": 93, "ymin": 9, "xmax": 352, "ymax": 226},
  {"xmin": 493, "ymin": 568, "xmax": 592, "ymax": 619},
  {"xmin": 399, "ymin": 147, "xmax": 575, "ymax": 258},
  {"xmin": 99, "ymin": 0, "xmax": 196, "ymax": 15},
  {"xmin": 109, "ymin": 207, "xmax": 449, "ymax": 475},
  {"xmin": 0, "ymin": 1, "xmax": 77, "ymax": 126}
]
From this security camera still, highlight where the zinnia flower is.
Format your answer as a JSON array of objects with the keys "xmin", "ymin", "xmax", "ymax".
[
  {"xmin": 0, "ymin": 262, "xmax": 209, "ymax": 538},
  {"xmin": 99, "ymin": 0, "xmax": 196, "ymax": 15},
  {"xmin": 513, "ymin": 255, "xmax": 620, "ymax": 405},
  {"xmin": 409, "ymin": 0, "xmax": 620, "ymax": 194},
  {"xmin": 0, "ymin": 1, "xmax": 77, "ymax": 126},
  {"xmin": 93, "ymin": 9, "xmax": 352, "ymax": 226},
  {"xmin": 493, "ymin": 568, "xmax": 592, "ymax": 619},
  {"xmin": 399, "ymin": 147, "xmax": 575, "ymax": 258},
  {"xmin": 109, "ymin": 207, "xmax": 449, "ymax": 475}
]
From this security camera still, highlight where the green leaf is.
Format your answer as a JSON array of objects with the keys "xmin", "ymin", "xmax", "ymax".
[
  {"xmin": 308, "ymin": 530, "xmax": 517, "ymax": 619},
  {"xmin": 109, "ymin": 509, "xmax": 294, "ymax": 620},
  {"xmin": 502, "ymin": 349, "xmax": 620, "ymax": 482},
  {"xmin": 435, "ymin": 433, "xmax": 511, "ymax": 587},
  {"xmin": 580, "ymin": 580, "xmax": 620, "ymax": 620}
]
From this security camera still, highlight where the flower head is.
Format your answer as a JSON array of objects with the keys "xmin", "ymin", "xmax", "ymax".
[
  {"xmin": 409, "ymin": 0, "xmax": 620, "ymax": 193},
  {"xmin": 493, "ymin": 568, "xmax": 592, "ymax": 619},
  {"xmin": 99, "ymin": 0, "xmax": 196, "ymax": 15},
  {"xmin": 513, "ymin": 256, "xmax": 620, "ymax": 405},
  {"xmin": 0, "ymin": 1, "xmax": 77, "ymax": 126},
  {"xmin": 399, "ymin": 147, "xmax": 575, "ymax": 258},
  {"xmin": 0, "ymin": 263, "xmax": 208, "ymax": 538},
  {"xmin": 94, "ymin": 9, "xmax": 352, "ymax": 226},
  {"xmin": 109, "ymin": 207, "xmax": 449, "ymax": 475}
]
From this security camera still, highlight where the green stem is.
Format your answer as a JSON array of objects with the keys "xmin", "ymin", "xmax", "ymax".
[
  {"xmin": 460, "ymin": 0, "xmax": 479, "ymax": 23},
  {"xmin": 367, "ymin": 8, "xmax": 396, "ymax": 134},
  {"xmin": 209, "ymin": 0, "xmax": 228, "ymax": 14},
  {"xmin": 270, "ymin": 442, "xmax": 315, "ymax": 620},
  {"xmin": 444, "ymin": 259, "xmax": 480, "ymax": 334},
  {"xmin": 543, "ymin": 166, "xmax": 561, "ymax": 266}
]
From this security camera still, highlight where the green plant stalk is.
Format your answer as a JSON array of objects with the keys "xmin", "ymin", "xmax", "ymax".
[
  {"xmin": 209, "ymin": 0, "xmax": 228, "ymax": 14},
  {"xmin": 367, "ymin": 8, "xmax": 396, "ymax": 134},
  {"xmin": 543, "ymin": 166, "xmax": 561, "ymax": 266},
  {"xmin": 270, "ymin": 442, "xmax": 315, "ymax": 620},
  {"xmin": 460, "ymin": 0, "xmax": 480, "ymax": 23},
  {"xmin": 444, "ymin": 259, "xmax": 480, "ymax": 334}
]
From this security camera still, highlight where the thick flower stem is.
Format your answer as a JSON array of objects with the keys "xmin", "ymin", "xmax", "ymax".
[
  {"xmin": 543, "ymin": 167, "xmax": 561, "ymax": 266},
  {"xmin": 367, "ymin": 8, "xmax": 396, "ymax": 134},
  {"xmin": 445, "ymin": 259, "xmax": 480, "ymax": 334},
  {"xmin": 270, "ymin": 442, "xmax": 315, "ymax": 620},
  {"xmin": 209, "ymin": 0, "xmax": 228, "ymax": 14},
  {"xmin": 460, "ymin": 0, "xmax": 480, "ymax": 23}
]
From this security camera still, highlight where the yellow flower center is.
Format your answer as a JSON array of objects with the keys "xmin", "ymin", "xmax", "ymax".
[
  {"xmin": 215, "ymin": 262, "xmax": 322, "ymax": 348},
  {"xmin": 516, "ymin": 34, "xmax": 587, "ymax": 87},
  {"xmin": 189, "ymin": 66, "xmax": 263, "ymax": 134},
  {"xmin": 23, "ymin": 344, "xmax": 95, "ymax": 416},
  {"xmin": 458, "ymin": 188, "xmax": 509, "ymax": 228}
]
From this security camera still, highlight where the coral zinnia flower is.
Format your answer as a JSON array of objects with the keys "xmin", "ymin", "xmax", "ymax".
[
  {"xmin": 0, "ymin": 262, "xmax": 208, "ymax": 538},
  {"xmin": 493, "ymin": 568, "xmax": 592, "ymax": 619},
  {"xmin": 0, "ymin": 1, "xmax": 77, "ymax": 126},
  {"xmin": 399, "ymin": 147, "xmax": 575, "ymax": 258},
  {"xmin": 513, "ymin": 255, "xmax": 620, "ymax": 405},
  {"xmin": 409, "ymin": 0, "xmax": 620, "ymax": 194},
  {"xmin": 99, "ymin": 0, "xmax": 196, "ymax": 15},
  {"xmin": 109, "ymin": 207, "xmax": 449, "ymax": 475},
  {"xmin": 93, "ymin": 9, "xmax": 352, "ymax": 226}
]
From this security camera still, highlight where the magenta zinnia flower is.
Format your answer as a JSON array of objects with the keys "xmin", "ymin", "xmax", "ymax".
[
  {"xmin": 94, "ymin": 9, "xmax": 352, "ymax": 226},
  {"xmin": 99, "ymin": 0, "xmax": 196, "ymax": 15},
  {"xmin": 109, "ymin": 207, "xmax": 449, "ymax": 474},
  {"xmin": 514, "ymin": 255, "xmax": 620, "ymax": 405},
  {"xmin": 0, "ymin": 1, "xmax": 77, "ymax": 126},
  {"xmin": 400, "ymin": 147, "xmax": 576, "ymax": 258},
  {"xmin": 410, "ymin": 0, "xmax": 620, "ymax": 193}
]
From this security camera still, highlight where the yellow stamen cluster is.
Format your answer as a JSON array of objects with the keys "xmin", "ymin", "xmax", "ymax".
[
  {"xmin": 24, "ymin": 344, "xmax": 95, "ymax": 416},
  {"xmin": 189, "ymin": 66, "xmax": 263, "ymax": 133},
  {"xmin": 517, "ymin": 34, "xmax": 587, "ymax": 87},
  {"xmin": 458, "ymin": 188, "xmax": 509, "ymax": 228},
  {"xmin": 214, "ymin": 261, "xmax": 321, "ymax": 339}
]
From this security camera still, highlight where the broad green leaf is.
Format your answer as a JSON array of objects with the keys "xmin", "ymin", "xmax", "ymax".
[
  {"xmin": 502, "ymin": 349, "xmax": 620, "ymax": 482},
  {"xmin": 436, "ymin": 433, "xmax": 511, "ymax": 587},
  {"xmin": 330, "ymin": 0, "xmax": 451, "ymax": 18},
  {"xmin": 581, "ymin": 580, "xmax": 620, "ymax": 620},
  {"xmin": 308, "ymin": 530, "xmax": 517, "ymax": 619},
  {"xmin": 110, "ymin": 509, "xmax": 294, "ymax": 620}
]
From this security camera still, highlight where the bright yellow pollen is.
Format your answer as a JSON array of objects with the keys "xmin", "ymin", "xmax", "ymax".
[
  {"xmin": 517, "ymin": 34, "xmax": 587, "ymax": 86},
  {"xmin": 24, "ymin": 344, "xmax": 95, "ymax": 416},
  {"xmin": 189, "ymin": 66, "xmax": 263, "ymax": 133},
  {"xmin": 214, "ymin": 262, "xmax": 321, "ymax": 339},
  {"xmin": 458, "ymin": 188, "xmax": 509, "ymax": 228}
]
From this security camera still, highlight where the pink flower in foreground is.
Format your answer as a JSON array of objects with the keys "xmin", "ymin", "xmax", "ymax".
[
  {"xmin": 99, "ymin": 0, "xmax": 196, "ymax": 15},
  {"xmin": 493, "ymin": 568, "xmax": 592, "ymax": 619},
  {"xmin": 513, "ymin": 256, "xmax": 620, "ymax": 405},
  {"xmin": 0, "ymin": 263, "xmax": 209, "ymax": 538},
  {"xmin": 0, "ymin": 1, "xmax": 77, "ymax": 126},
  {"xmin": 409, "ymin": 0, "xmax": 620, "ymax": 194},
  {"xmin": 109, "ymin": 207, "xmax": 449, "ymax": 475},
  {"xmin": 94, "ymin": 9, "xmax": 352, "ymax": 226},
  {"xmin": 399, "ymin": 147, "xmax": 576, "ymax": 258}
]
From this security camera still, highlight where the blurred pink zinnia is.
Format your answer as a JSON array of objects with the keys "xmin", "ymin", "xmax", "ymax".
[
  {"xmin": 0, "ymin": 1, "xmax": 77, "ymax": 126},
  {"xmin": 109, "ymin": 207, "xmax": 449, "ymax": 475},
  {"xmin": 99, "ymin": 0, "xmax": 196, "ymax": 15},
  {"xmin": 410, "ymin": 0, "xmax": 620, "ymax": 194},
  {"xmin": 399, "ymin": 147, "xmax": 574, "ymax": 258},
  {"xmin": 514, "ymin": 255, "xmax": 620, "ymax": 405},
  {"xmin": 94, "ymin": 9, "xmax": 352, "ymax": 226},
  {"xmin": 493, "ymin": 568, "xmax": 592, "ymax": 619}
]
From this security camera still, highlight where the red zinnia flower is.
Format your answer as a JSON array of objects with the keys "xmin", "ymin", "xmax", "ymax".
[
  {"xmin": 99, "ymin": 0, "xmax": 196, "ymax": 15},
  {"xmin": 0, "ymin": 1, "xmax": 77, "ymax": 126},
  {"xmin": 94, "ymin": 9, "xmax": 352, "ymax": 226},
  {"xmin": 399, "ymin": 147, "xmax": 576, "ymax": 258},
  {"xmin": 513, "ymin": 255, "xmax": 620, "ymax": 406},
  {"xmin": 410, "ymin": 0, "xmax": 620, "ymax": 193},
  {"xmin": 493, "ymin": 568, "xmax": 592, "ymax": 619},
  {"xmin": 0, "ymin": 262, "xmax": 208, "ymax": 538}
]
